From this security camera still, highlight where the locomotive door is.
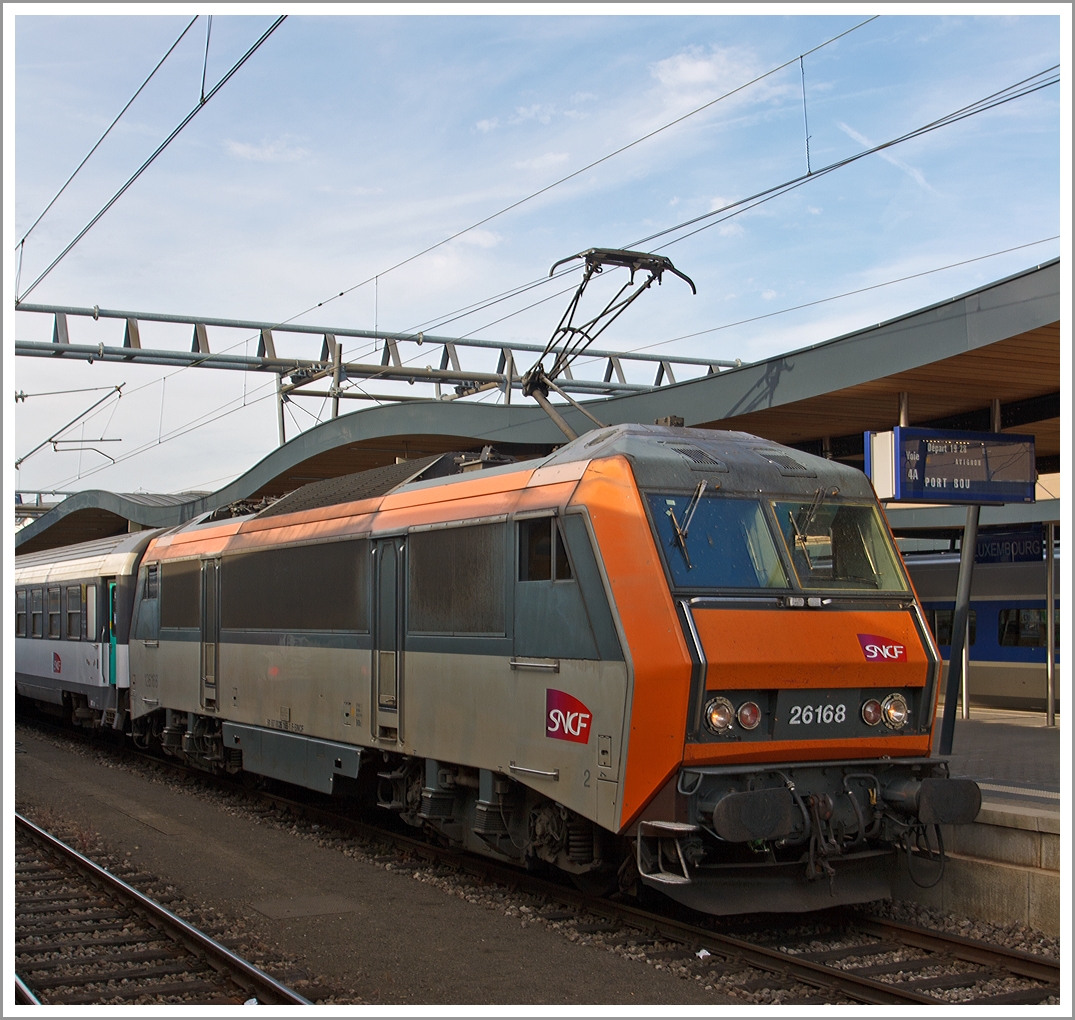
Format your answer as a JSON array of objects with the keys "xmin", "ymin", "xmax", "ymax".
[
  {"xmin": 200, "ymin": 558, "xmax": 220, "ymax": 710},
  {"xmin": 372, "ymin": 537, "xmax": 404, "ymax": 742}
]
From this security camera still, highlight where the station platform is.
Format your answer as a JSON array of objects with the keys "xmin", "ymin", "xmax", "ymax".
[
  {"xmin": 942, "ymin": 706, "xmax": 1060, "ymax": 795},
  {"xmin": 891, "ymin": 707, "xmax": 1062, "ymax": 936}
]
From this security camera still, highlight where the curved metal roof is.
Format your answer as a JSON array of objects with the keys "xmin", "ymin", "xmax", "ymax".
[{"xmin": 17, "ymin": 259, "xmax": 1060, "ymax": 554}]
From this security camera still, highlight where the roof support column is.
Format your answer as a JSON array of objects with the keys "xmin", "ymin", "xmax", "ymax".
[
  {"xmin": 331, "ymin": 340, "xmax": 342, "ymax": 419},
  {"xmin": 991, "ymin": 398, "xmax": 1002, "ymax": 433},
  {"xmin": 898, "ymin": 391, "xmax": 909, "ymax": 427},
  {"xmin": 276, "ymin": 373, "xmax": 286, "ymax": 447}
]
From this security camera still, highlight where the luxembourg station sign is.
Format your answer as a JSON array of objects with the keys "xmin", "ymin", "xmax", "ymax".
[{"xmin": 865, "ymin": 427, "xmax": 1036, "ymax": 505}]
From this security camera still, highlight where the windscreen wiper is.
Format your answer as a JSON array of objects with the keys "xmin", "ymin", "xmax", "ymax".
[{"xmin": 667, "ymin": 480, "xmax": 707, "ymax": 569}]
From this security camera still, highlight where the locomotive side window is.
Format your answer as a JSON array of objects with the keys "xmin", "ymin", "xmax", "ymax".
[
  {"xmin": 774, "ymin": 501, "xmax": 907, "ymax": 592},
  {"xmin": 16, "ymin": 590, "xmax": 27, "ymax": 637},
  {"xmin": 647, "ymin": 495, "xmax": 787, "ymax": 590},
  {"xmin": 998, "ymin": 608, "xmax": 1061, "ymax": 649},
  {"xmin": 144, "ymin": 564, "xmax": 159, "ymax": 600},
  {"xmin": 47, "ymin": 587, "xmax": 62, "ymax": 639},
  {"xmin": 66, "ymin": 586, "xmax": 82, "ymax": 640},
  {"xmin": 220, "ymin": 539, "xmax": 368, "ymax": 631},
  {"xmin": 518, "ymin": 518, "xmax": 573, "ymax": 582},
  {"xmin": 31, "ymin": 589, "xmax": 44, "ymax": 638},
  {"xmin": 409, "ymin": 523, "xmax": 505, "ymax": 634},
  {"xmin": 161, "ymin": 560, "xmax": 202, "ymax": 629}
]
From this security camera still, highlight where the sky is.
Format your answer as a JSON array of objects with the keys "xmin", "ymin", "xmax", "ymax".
[{"xmin": 6, "ymin": 8, "xmax": 1066, "ymax": 497}]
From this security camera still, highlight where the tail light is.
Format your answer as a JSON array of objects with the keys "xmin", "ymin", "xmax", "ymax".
[{"xmin": 736, "ymin": 701, "xmax": 761, "ymax": 730}]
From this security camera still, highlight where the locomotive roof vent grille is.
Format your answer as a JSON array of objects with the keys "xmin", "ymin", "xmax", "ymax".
[
  {"xmin": 750, "ymin": 448, "xmax": 817, "ymax": 477},
  {"xmin": 668, "ymin": 445, "xmax": 729, "ymax": 471},
  {"xmin": 257, "ymin": 453, "xmax": 447, "ymax": 519}
]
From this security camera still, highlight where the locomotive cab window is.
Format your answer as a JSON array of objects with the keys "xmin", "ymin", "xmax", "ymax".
[
  {"xmin": 774, "ymin": 500, "xmax": 907, "ymax": 592},
  {"xmin": 518, "ymin": 517, "xmax": 573, "ymax": 581},
  {"xmin": 647, "ymin": 494, "xmax": 787, "ymax": 590},
  {"xmin": 47, "ymin": 587, "xmax": 62, "ymax": 639},
  {"xmin": 143, "ymin": 563, "xmax": 159, "ymax": 600},
  {"xmin": 16, "ymin": 590, "xmax": 27, "ymax": 637},
  {"xmin": 66, "ymin": 587, "xmax": 82, "ymax": 640},
  {"xmin": 31, "ymin": 589, "xmax": 44, "ymax": 638}
]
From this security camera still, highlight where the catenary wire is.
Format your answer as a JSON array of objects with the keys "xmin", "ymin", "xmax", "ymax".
[
  {"xmin": 267, "ymin": 17, "xmax": 880, "ymax": 330},
  {"xmin": 397, "ymin": 67, "xmax": 1058, "ymax": 347},
  {"xmin": 27, "ymin": 65, "xmax": 1060, "ymax": 484},
  {"xmin": 20, "ymin": 17, "xmax": 874, "ymax": 411},
  {"xmin": 633, "ymin": 65, "xmax": 1058, "ymax": 250},
  {"xmin": 415, "ymin": 65, "xmax": 1060, "ymax": 354},
  {"xmin": 16, "ymin": 16, "xmax": 287, "ymax": 303},
  {"xmin": 572, "ymin": 236, "xmax": 1060, "ymax": 367},
  {"xmin": 15, "ymin": 16, "xmax": 199, "ymax": 250}
]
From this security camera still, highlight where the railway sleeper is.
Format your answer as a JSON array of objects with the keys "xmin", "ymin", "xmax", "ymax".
[{"xmin": 46, "ymin": 978, "xmax": 233, "ymax": 1005}]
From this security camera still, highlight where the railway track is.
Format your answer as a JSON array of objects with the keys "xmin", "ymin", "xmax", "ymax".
[
  {"xmin": 18, "ymin": 718, "xmax": 1061, "ymax": 1006},
  {"xmin": 14, "ymin": 813, "xmax": 310, "ymax": 1006}
]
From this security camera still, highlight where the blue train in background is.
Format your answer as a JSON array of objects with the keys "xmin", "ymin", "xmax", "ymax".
[{"xmin": 905, "ymin": 553, "xmax": 1060, "ymax": 712}]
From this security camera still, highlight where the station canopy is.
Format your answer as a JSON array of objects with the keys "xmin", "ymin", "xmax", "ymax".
[{"xmin": 16, "ymin": 259, "xmax": 1060, "ymax": 554}]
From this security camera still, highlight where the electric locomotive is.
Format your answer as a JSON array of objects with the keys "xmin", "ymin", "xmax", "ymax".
[{"xmin": 15, "ymin": 424, "xmax": 981, "ymax": 914}]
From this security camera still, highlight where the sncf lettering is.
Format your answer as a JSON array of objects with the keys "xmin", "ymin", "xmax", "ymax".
[
  {"xmin": 545, "ymin": 689, "xmax": 593, "ymax": 744},
  {"xmin": 857, "ymin": 634, "xmax": 907, "ymax": 662}
]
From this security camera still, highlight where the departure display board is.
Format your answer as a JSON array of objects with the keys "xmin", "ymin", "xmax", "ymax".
[{"xmin": 866, "ymin": 427, "xmax": 1035, "ymax": 504}]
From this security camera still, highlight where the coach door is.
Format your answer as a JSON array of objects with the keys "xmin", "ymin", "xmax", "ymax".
[
  {"xmin": 107, "ymin": 581, "xmax": 118, "ymax": 685},
  {"xmin": 372, "ymin": 537, "xmax": 404, "ymax": 743},
  {"xmin": 200, "ymin": 558, "xmax": 220, "ymax": 710}
]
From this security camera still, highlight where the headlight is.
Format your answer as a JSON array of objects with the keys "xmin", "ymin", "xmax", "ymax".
[
  {"xmin": 736, "ymin": 701, "xmax": 761, "ymax": 730},
  {"xmin": 704, "ymin": 697, "xmax": 735, "ymax": 734},
  {"xmin": 861, "ymin": 699, "xmax": 882, "ymax": 726},
  {"xmin": 881, "ymin": 693, "xmax": 909, "ymax": 730}
]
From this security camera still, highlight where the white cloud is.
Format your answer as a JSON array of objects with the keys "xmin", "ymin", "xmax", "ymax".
[
  {"xmin": 709, "ymin": 195, "xmax": 736, "ymax": 212},
  {"xmin": 476, "ymin": 118, "xmax": 499, "ymax": 133},
  {"xmin": 719, "ymin": 223, "xmax": 745, "ymax": 238},
  {"xmin": 570, "ymin": 91, "xmax": 597, "ymax": 104},
  {"xmin": 650, "ymin": 45, "xmax": 788, "ymax": 105},
  {"xmin": 225, "ymin": 136, "xmax": 309, "ymax": 163},
  {"xmin": 513, "ymin": 152, "xmax": 569, "ymax": 171},
  {"xmin": 456, "ymin": 229, "xmax": 502, "ymax": 249},
  {"xmin": 510, "ymin": 104, "xmax": 554, "ymax": 125},
  {"xmin": 837, "ymin": 121, "xmax": 934, "ymax": 192},
  {"xmin": 761, "ymin": 289, "xmax": 777, "ymax": 300},
  {"xmin": 807, "ymin": 206, "xmax": 822, "ymax": 215}
]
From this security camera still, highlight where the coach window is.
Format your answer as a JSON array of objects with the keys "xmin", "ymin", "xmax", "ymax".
[
  {"xmin": 931, "ymin": 609, "xmax": 976, "ymax": 646},
  {"xmin": 31, "ymin": 589, "xmax": 44, "ymax": 638},
  {"xmin": 47, "ymin": 587, "xmax": 62, "ymax": 639},
  {"xmin": 66, "ymin": 587, "xmax": 82, "ymax": 640},
  {"xmin": 16, "ymin": 591, "xmax": 27, "ymax": 637},
  {"xmin": 998, "ymin": 608, "xmax": 1060, "ymax": 649},
  {"xmin": 518, "ymin": 517, "xmax": 573, "ymax": 581},
  {"xmin": 86, "ymin": 585, "xmax": 98, "ymax": 643}
]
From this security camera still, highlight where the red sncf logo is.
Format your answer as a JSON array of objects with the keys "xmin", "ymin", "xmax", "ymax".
[
  {"xmin": 857, "ymin": 634, "xmax": 907, "ymax": 662},
  {"xmin": 546, "ymin": 689, "xmax": 592, "ymax": 744}
]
